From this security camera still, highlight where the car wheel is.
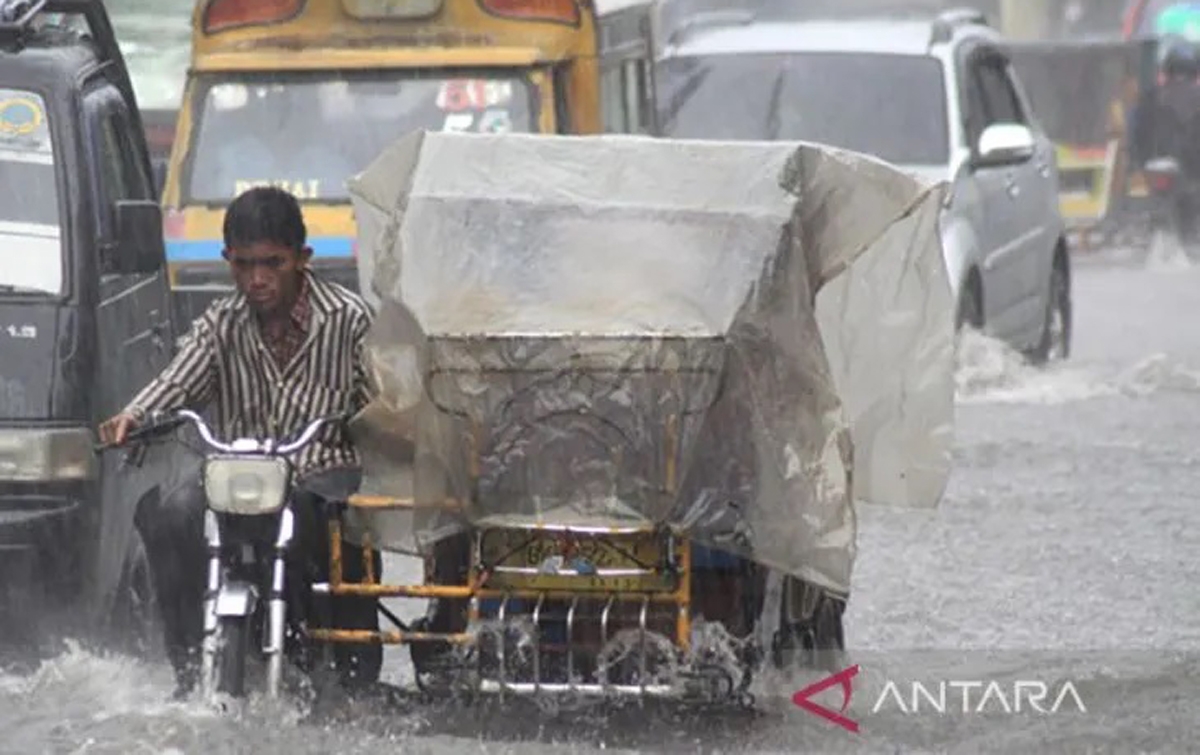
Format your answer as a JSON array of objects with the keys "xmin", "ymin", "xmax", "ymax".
[
  {"xmin": 953, "ymin": 277, "xmax": 983, "ymax": 367},
  {"xmin": 955, "ymin": 278, "xmax": 983, "ymax": 332},
  {"xmin": 1029, "ymin": 259, "xmax": 1071, "ymax": 365}
]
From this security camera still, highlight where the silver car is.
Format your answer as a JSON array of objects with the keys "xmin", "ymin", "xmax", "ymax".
[{"xmin": 654, "ymin": 5, "xmax": 1072, "ymax": 363}]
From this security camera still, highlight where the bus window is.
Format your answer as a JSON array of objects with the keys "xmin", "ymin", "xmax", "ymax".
[{"xmin": 183, "ymin": 70, "xmax": 537, "ymax": 204}]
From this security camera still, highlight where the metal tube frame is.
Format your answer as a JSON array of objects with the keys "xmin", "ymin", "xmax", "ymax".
[{"xmin": 303, "ymin": 410, "xmax": 710, "ymax": 700}]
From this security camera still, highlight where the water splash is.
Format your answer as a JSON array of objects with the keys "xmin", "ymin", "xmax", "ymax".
[
  {"xmin": 685, "ymin": 618, "xmax": 750, "ymax": 688},
  {"xmin": 1117, "ymin": 353, "xmax": 1200, "ymax": 395},
  {"xmin": 0, "ymin": 640, "xmax": 191, "ymax": 718},
  {"xmin": 594, "ymin": 628, "xmax": 681, "ymax": 688},
  {"xmin": 0, "ymin": 641, "xmax": 217, "ymax": 753},
  {"xmin": 954, "ymin": 327, "xmax": 1200, "ymax": 405},
  {"xmin": 954, "ymin": 330, "xmax": 1113, "ymax": 406},
  {"xmin": 1144, "ymin": 230, "xmax": 1194, "ymax": 272}
]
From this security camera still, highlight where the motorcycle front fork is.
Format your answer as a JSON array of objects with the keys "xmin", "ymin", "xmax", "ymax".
[{"xmin": 199, "ymin": 507, "xmax": 295, "ymax": 700}]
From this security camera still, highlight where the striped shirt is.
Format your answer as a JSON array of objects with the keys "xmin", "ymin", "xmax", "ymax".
[
  {"xmin": 125, "ymin": 270, "xmax": 374, "ymax": 479},
  {"xmin": 261, "ymin": 274, "xmax": 312, "ymax": 370}
]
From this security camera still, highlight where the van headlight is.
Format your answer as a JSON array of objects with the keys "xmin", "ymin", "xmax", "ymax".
[
  {"xmin": 203, "ymin": 456, "xmax": 290, "ymax": 515},
  {"xmin": 0, "ymin": 427, "xmax": 96, "ymax": 481}
]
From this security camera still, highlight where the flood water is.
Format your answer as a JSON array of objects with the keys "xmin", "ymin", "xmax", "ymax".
[
  {"xmin": 7, "ymin": 4, "xmax": 1199, "ymax": 751},
  {"xmin": 4, "ymin": 245, "xmax": 1199, "ymax": 752}
]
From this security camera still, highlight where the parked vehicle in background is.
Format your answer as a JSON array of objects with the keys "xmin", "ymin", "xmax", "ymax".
[
  {"xmin": 653, "ymin": 1, "xmax": 1072, "ymax": 363},
  {"xmin": 0, "ymin": 0, "xmax": 175, "ymax": 656}
]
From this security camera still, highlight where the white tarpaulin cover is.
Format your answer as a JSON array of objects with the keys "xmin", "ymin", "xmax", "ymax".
[{"xmin": 345, "ymin": 131, "xmax": 954, "ymax": 595}]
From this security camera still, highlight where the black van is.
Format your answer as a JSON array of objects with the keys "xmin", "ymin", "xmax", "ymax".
[{"xmin": 0, "ymin": 0, "xmax": 175, "ymax": 654}]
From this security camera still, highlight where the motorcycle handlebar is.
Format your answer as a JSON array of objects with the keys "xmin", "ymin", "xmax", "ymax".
[
  {"xmin": 95, "ymin": 409, "xmax": 347, "ymax": 456},
  {"xmin": 276, "ymin": 413, "xmax": 342, "ymax": 455}
]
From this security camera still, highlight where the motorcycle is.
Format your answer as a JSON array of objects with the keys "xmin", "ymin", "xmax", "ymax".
[
  {"xmin": 104, "ymin": 409, "xmax": 343, "ymax": 701},
  {"xmin": 1143, "ymin": 156, "xmax": 1200, "ymax": 255}
]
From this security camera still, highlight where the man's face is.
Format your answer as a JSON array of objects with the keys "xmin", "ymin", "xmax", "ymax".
[{"xmin": 223, "ymin": 241, "xmax": 311, "ymax": 316}]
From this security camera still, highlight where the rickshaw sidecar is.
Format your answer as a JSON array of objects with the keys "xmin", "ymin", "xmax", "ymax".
[{"xmin": 309, "ymin": 132, "xmax": 956, "ymax": 704}]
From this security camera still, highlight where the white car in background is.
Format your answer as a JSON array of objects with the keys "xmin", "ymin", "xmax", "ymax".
[{"xmin": 654, "ymin": 4, "xmax": 1072, "ymax": 363}]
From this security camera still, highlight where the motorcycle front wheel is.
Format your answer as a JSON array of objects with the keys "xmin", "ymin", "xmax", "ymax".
[{"xmin": 216, "ymin": 616, "xmax": 250, "ymax": 697}]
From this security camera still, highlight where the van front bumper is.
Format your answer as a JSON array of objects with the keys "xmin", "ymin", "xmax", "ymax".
[{"xmin": 0, "ymin": 490, "xmax": 89, "ymax": 606}]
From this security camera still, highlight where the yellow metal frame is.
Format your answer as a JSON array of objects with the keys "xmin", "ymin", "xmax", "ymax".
[
  {"xmin": 308, "ymin": 413, "xmax": 693, "ymax": 652},
  {"xmin": 307, "ymin": 495, "xmax": 693, "ymax": 652}
]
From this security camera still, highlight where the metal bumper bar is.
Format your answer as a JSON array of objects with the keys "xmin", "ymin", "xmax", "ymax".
[
  {"xmin": 478, "ymin": 681, "xmax": 675, "ymax": 697},
  {"xmin": 302, "ymin": 499, "xmax": 758, "ymax": 705}
]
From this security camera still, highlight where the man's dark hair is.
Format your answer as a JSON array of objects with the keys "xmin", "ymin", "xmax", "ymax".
[{"xmin": 222, "ymin": 186, "xmax": 307, "ymax": 252}]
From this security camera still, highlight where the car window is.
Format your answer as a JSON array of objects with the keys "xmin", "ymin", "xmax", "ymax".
[
  {"xmin": 0, "ymin": 88, "xmax": 64, "ymax": 295},
  {"xmin": 111, "ymin": 108, "xmax": 153, "ymax": 202},
  {"xmin": 89, "ymin": 88, "xmax": 152, "ymax": 220},
  {"xmin": 975, "ymin": 58, "xmax": 1025, "ymax": 126},
  {"xmin": 965, "ymin": 64, "xmax": 991, "ymax": 147},
  {"xmin": 96, "ymin": 114, "xmax": 129, "ymax": 224}
]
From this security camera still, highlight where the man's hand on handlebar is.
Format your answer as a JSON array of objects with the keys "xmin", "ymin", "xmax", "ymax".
[{"xmin": 98, "ymin": 411, "xmax": 141, "ymax": 447}]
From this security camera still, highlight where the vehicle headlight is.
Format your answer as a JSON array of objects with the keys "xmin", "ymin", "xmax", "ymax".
[
  {"xmin": 203, "ymin": 456, "xmax": 290, "ymax": 515},
  {"xmin": 0, "ymin": 427, "xmax": 96, "ymax": 481}
]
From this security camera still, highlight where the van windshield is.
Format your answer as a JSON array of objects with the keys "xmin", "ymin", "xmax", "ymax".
[
  {"xmin": 0, "ymin": 89, "xmax": 63, "ymax": 295},
  {"xmin": 183, "ymin": 70, "xmax": 539, "ymax": 204}
]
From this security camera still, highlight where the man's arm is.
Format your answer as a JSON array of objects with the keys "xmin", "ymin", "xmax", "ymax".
[
  {"xmin": 350, "ymin": 307, "xmax": 376, "ymax": 413},
  {"xmin": 125, "ymin": 312, "xmax": 218, "ymax": 420}
]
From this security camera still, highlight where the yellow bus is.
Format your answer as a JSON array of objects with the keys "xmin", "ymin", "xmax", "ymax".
[{"xmin": 160, "ymin": 0, "xmax": 656, "ymax": 319}]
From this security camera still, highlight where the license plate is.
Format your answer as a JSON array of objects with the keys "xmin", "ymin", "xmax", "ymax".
[{"xmin": 478, "ymin": 528, "xmax": 675, "ymax": 592}]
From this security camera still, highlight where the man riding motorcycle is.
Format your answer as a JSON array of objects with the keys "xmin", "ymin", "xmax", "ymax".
[
  {"xmin": 1151, "ymin": 38, "xmax": 1200, "ymax": 243},
  {"xmin": 97, "ymin": 186, "xmax": 382, "ymax": 699}
]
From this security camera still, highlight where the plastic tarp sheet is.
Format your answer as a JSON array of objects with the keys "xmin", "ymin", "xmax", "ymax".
[{"xmin": 345, "ymin": 131, "xmax": 954, "ymax": 595}]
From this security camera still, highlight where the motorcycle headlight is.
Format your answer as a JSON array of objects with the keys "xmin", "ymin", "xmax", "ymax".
[
  {"xmin": 203, "ymin": 455, "xmax": 290, "ymax": 515},
  {"xmin": 0, "ymin": 427, "xmax": 96, "ymax": 481}
]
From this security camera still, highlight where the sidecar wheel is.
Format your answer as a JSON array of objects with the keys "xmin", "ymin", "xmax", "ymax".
[{"xmin": 216, "ymin": 617, "xmax": 249, "ymax": 698}]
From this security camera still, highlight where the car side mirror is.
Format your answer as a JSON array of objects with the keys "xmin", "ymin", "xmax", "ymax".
[
  {"xmin": 974, "ymin": 123, "xmax": 1035, "ymax": 167},
  {"xmin": 106, "ymin": 200, "xmax": 165, "ymax": 275}
]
